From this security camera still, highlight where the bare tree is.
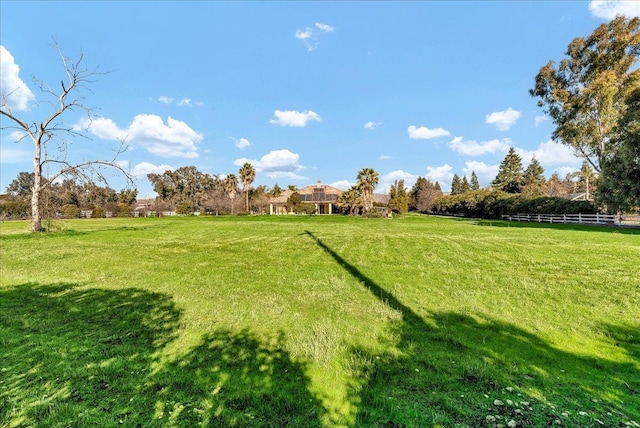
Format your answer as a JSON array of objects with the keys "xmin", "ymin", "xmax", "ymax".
[{"xmin": 1, "ymin": 42, "xmax": 131, "ymax": 231}]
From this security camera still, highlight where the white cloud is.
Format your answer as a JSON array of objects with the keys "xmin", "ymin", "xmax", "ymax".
[
  {"xmin": 485, "ymin": 107, "xmax": 522, "ymax": 131},
  {"xmin": 177, "ymin": 98, "xmax": 192, "ymax": 107},
  {"xmin": 379, "ymin": 170, "xmax": 419, "ymax": 193},
  {"xmin": 364, "ymin": 121, "xmax": 382, "ymax": 130},
  {"xmin": 234, "ymin": 137, "xmax": 251, "ymax": 150},
  {"xmin": 462, "ymin": 160, "xmax": 499, "ymax": 187},
  {"xmin": 296, "ymin": 22, "xmax": 334, "ymax": 51},
  {"xmin": 535, "ymin": 115, "xmax": 548, "ymax": 127},
  {"xmin": 270, "ymin": 110, "xmax": 321, "ymax": 127},
  {"xmin": 129, "ymin": 161, "xmax": 174, "ymax": 178},
  {"xmin": 378, "ymin": 155, "xmax": 392, "ymax": 160},
  {"xmin": 331, "ymin": 180, "xmax": 354, "ymax": 190},
  {"xmin": 295, "ymin": 30, "xmax": 313, "ymax": 40},
  {"xmin": 266, "ymin": 171, "xmax": 308, "ymax": 180},
  {"xmin": 0, "ymin": 145, "xmax": 31, "ymax": 163},
  {"xmin": 589, "ymin": 1, "xmax": 640, "ymax": 19},
  {"xmin": 158, "ymin": 96, "xmax": 173, "ymax": 104},
  {"xmin": 517, "ymin": 140, "xmax": 581, "ymax": 166},
  {"xmin": 448, "ymin": 136, "xmax": 511, "ymax": 156},
  {"xmin": 0, "ymin": 45, "xmax": 35, "ymax": 112},
  {"xmin": 425, "ymin": 164, "xmax": 454, "ymax": 188},
  {"xmin": 408, "ymin": 125, "xmax": 451, "ymax": 140},
  {"xmin": 554, "ymin": 166, "xmax": 580, "ymax": 178},
  {"xmin": 76, "ymin": 114, "xmax": 202, "ymax": 158},
  {"xmin": 8, "ymin": 131, "xmax": 26, "ymax": 142},
  {"xmin": 315, "ymin": 23, "xmax": 335, "ymax": 32},
  {"xmin": 234, "ymin": 149, "xmax": 305, "ymax": 177}
]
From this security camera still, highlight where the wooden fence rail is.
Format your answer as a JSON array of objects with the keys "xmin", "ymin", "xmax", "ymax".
[{"xmin": 501, "ymin": 213, "xmax": 640, "ymax": 227}]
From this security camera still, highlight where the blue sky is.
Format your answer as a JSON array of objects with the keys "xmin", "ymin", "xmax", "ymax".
[{"xmin": 2, "ymin": 1, "xmax": 639, "ymax": 197}]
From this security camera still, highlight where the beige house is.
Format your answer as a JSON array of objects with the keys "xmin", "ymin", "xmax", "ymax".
[{"xmin": 268, "ymin": 181, "xmax": 342, "ymax": 214}]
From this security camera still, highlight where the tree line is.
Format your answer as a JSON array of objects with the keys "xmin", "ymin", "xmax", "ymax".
[{"xmin": 1, "ymin": 17, "xmax": 638, "ymax": 230}]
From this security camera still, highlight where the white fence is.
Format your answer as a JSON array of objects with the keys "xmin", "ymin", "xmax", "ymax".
[{"xmin": 501, "ymin": 213, "xmax": 640, "ymax": 227}]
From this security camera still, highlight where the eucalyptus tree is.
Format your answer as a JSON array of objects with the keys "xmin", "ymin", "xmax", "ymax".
[
  {"xmin": 530, "ymin": 16, "xmax": 640, "ymax": 186},
  {"xmin": 0, "ymin": 43, "xmax": 131, "ymax": 231},
  {"xmin": 356, "ymin": 167, "xmax": 379, "ymax": 212},
  {"xmin": 599, "ymin": 87, "xmax": 640, "ymax": 211},
  {"xmin": 238, "ymin": 162, "xmax": 255, "ymax": 213}
]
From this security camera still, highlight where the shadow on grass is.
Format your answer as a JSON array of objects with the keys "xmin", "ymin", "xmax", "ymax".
[
  {"xmin": 474, "ymin": 219, "xmax": 640, "ymax": 235},
  {"xmin": 304, "ymin": 230, "xmax": 640, "ymax": 427},
  {"xmin": 0, "ymin": 283, "xmax": 324, "ymax": 427}
]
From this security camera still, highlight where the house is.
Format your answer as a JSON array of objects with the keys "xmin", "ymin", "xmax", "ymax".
[{"xmin": 268, "ymin": 181, "xmax": 342, "ymax": 214}]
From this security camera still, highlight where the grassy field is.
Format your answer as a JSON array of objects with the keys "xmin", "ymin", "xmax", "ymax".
[{"xmin": 1, "ymin": 214, "xmax": 639, "ymax": 427}]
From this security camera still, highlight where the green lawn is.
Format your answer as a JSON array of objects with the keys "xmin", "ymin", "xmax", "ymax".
[{"xmin": 1, "ymin": 215, "xmax": 639, "ymax": 427}]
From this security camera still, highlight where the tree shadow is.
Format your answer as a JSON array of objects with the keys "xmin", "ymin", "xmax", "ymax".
[
  {"xmin": 474, "ymin": 219, "xmax": 640, "ymax": 235},
  {"xmin": 0, "ymin": 283, "xmax": 324, "ymax": 427},
  {"xmin": 304, "ymin": 230, "xmax": 640, "ymax": 427},
  {"xmin": 149, "ymin": 330, "xmax": 325, "ymax": 427},
  {"xmin": 0, "ymin": 283, "xmax": 182, "ymax": 426}
]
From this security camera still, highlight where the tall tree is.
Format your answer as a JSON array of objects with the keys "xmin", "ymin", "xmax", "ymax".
[
  {"xmin": 0, "ymin": 43, "xmax": 130, "ymax": 231},
  {"xmin": 410, "ymin": 177, "xmax": 442, "ymax": 212},
  {"xmin": 530, "ymin": 16, "xmax": 640, "ymax": 184},
  {"xmin": 356, "ymin": 167, "xmax": 379, "ymax": 213},
  {"xmin": 450, "ymin": 174, "xmax": 462, "ymax": 195},
  {"xmin": 239, "ymin": 162, "xmax": 255, "ymax": 213},
  {"xmin": 492, "ymin": 147, "xmax": 524, "ymax": 193},
  {"xmin": 470, "ymin": 171, "xmax": 480, "ymax": 190},
  {"xmin": 461, "ymin": 176, "xmax": 471, "ymax": 194},
  {"xmin": 6, "ymin": 172, "xmax": 36, "ymax": 198},
  {"xmin": 388, "ymin": 179, "xmax": 409, "ymax": 214},
  {"xmin": 147, "ymin": 166, "xmax": 214, "ymax": 209},
  {"xmin": 523, "ymin": 157, "xmax": 546, "ymax": 186},
  {"xmin": 599, "ymin": 86, "xmax": 640, "ymax": 211},
  {"xmin": 224, "ymin": 174, "xmax": 239, "ymax": 214}
]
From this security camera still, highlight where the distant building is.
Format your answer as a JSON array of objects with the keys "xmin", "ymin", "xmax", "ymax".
[{"xmin": 268, "ymin": 181, "xmax": 342, "ymax": 214}]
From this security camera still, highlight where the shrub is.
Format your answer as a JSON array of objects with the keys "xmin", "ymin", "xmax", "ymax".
[
  {"xmin": 176, "ymin": 203, "xmax": 192, "ymax": 215},
  {"xmin": 432, "ymin": 190, "xmax": 598, "ymax": 219},
  {"xmin": 115, "ymin": 203, "xmax": 132, "ymax": 217},
  {"xmin": 61, "ymin": 204, "xmax": 80, "ymax": 219},
  {"xmin": 91, "ymin": 207, "xmax": 106, "ymax": 218},
  {"xmin": 0, "ymin": 199, "xmax": 31, "ymax": 220}
]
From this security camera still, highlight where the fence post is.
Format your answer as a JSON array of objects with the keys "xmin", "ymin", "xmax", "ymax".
[
  {"xmin": 596, "ymin": 212, "xmax": 600, "ymax": 224},
  {"xmin": 578, "ymin": 213, "xmax": 582, "ymax": 224}
]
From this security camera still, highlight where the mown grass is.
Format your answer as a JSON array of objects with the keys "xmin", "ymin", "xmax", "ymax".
[{"xmin": 1, "ymin": 215, "xmax": 638, "ymax": 427}]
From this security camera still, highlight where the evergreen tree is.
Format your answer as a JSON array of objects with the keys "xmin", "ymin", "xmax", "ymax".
[
  {"xmin": 388, "ymin": 179, "xmax": 409, "ymax": 214},
  {"xmin": 461, "ymin": 176, "xmax": 471, "ymax": 193},
  {"xmin": 451, "ymin": 174, "xmax": 463, "ymax": 195},
  {"xmin": 491, "ymin": 147, "xmax": 524, "ymax": 193},
  {"xmin": 523, "ymin": 157, "xmax": 546, "ymax": 186},
  {"xmin": 470, "ymin": 171, "xmax": 480, "ymax": 190}
]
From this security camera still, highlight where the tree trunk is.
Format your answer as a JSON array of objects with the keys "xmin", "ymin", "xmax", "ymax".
[{"xmin": 31, "ymin": 139, "xmax": 43, "ymax": 232}]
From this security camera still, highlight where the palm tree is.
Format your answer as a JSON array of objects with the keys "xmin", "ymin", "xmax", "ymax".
[
  {"xmin": 337, "ymin": 186, "xmax": 363, "ymax": 215},
  {"xmin": 225, "ymin": 174, "xmax": 238, "ymax": 214},
  {"xmin": 356, "ymin": 167, "xmax": 379, "ymax": 213},
  {"xmin": 239, "ymin": 163, "xmax": 256, "ymax": 213}
]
